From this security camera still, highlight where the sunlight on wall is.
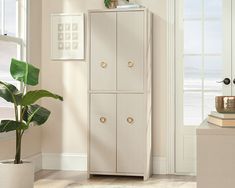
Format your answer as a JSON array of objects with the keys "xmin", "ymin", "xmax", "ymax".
[{"xmin": 41, "ymin": 0, "xmax": 167, "ymax": 158}]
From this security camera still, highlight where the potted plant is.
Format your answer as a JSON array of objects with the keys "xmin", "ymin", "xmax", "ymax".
[
  {"xmin": 104, "ymin": 0, "xmax": 129, "ymax": 8},
  {"xmin": 0, "ymin": 58, "xmax": 63, "ymax": 188}
]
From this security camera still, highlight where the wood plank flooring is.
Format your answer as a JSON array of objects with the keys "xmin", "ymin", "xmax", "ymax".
[{"xmin": 34, "ymin": 170, "xmax": 196, "ymax": 188}]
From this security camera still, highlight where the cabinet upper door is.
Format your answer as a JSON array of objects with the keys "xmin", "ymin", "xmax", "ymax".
[
  {"xmin": 117, "ymin": 94, "xmax": 145, "ymax": 174},
  {"xmin": 117, "ymin": 11, "xmax": 144, "ymax": 91},
  {"xmin": 90, "ymin": 94, "xmax": 116, "ymax": 172},
  {"xmin": 90, "ymin": 12, "xmax": 116, "ymax": 91}
]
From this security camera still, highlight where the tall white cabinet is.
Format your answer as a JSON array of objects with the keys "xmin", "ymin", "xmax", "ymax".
[{"xmin": 88, "ymin": 8, "xmax": 152, "ymax": 180}]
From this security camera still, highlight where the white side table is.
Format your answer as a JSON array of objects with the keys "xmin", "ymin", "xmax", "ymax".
[{"xmin": 197, "ymin": 120, "xmax": 235, "ymax": 188}]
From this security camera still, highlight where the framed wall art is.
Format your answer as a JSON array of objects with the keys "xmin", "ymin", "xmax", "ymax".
[{"xmin": 51, "ymin": 13, "xmax": 85, "ymax": 60}]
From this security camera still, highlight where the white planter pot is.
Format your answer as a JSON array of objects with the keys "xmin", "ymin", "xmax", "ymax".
[{"xmin": 0, "ymin": 161, "xmax": 34, "ymax": 188}]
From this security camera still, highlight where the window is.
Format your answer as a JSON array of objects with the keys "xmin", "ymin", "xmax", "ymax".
[
  {"xmin": 0, "ymin": 0, "xmax": 27, "ymax": 135},
  {"xmin": 1, "ymin": 0, "xmax": 17, "ymax": 36},
  {"xmin": 182, "ymin": 0, "xmax": 223, "ymax": 126}
]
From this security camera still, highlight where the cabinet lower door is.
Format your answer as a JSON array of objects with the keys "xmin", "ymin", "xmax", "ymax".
[
  {"xmin": 90, "ymin": 94, "xmax": 116, "ymax": 172},
  {"xmin": 117, "ymin": 94, "xmax": 145, "ymax": 174}
]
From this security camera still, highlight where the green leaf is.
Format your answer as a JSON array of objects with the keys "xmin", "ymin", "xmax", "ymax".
[
  {"xmin": 23, "ymin": 104, "xmax": 51, "ymax": 125},
  {"xmin": 104, "ymin": 0, "xmax": 110, "ymax": 8},
  {"xmin": 0, "ymin": 120, "xmax": 27, "ymax": 133},
  {"xmin": 0, "ymin": 81, "xmax": 22, "ymax": 105},
  {"xmin": 10, "ymin": 58, "xmax": 40, "ymax": 86},
  {"xmin": 21, "ymin": 90, "xmax": 63, "ymax": 106}
]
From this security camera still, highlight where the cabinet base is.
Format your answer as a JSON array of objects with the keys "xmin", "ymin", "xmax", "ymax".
[{"xmin": 89, "ymin": 171, "xmax": 145, "ymax": 179}]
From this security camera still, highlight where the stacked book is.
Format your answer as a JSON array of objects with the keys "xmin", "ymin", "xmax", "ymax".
[
  {"xmin": 207, "ymin": 111, "xmax": 235, "ymax": 127},
  {"xmin": 116, "ymin": 3, "xmax": 142, "ymax": 9}
]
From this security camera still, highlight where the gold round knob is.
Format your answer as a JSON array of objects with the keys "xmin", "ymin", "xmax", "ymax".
[
  {"xmin": 100, "ymin": 62, "xmax": 108, "ymax": 68},
  {"xmin": 128, "ymin": 61, "xmax": 134, "ymax": 68},
  {"xmin": 127, "ymin": 117, "xmax": 134, "ymax": 124},
  {"xmin": 100, "ymin": 117, "xmax": 107, "ymax": 123}
]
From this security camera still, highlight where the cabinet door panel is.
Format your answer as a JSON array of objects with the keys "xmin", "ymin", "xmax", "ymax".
[
  {"xmin": 90, "ymin": 94, "xmax": 116, "ymax": 172},
  {"xmin": 117, "ymin": 94, "xmax": 145, "ymax": 174},
  {"xmin": 90, "ymin": 12, "xmax": 116, "ymax": 90},
  {"xmin": 117, "ymin": 11, "xmax": 144, "ymax": 91}
]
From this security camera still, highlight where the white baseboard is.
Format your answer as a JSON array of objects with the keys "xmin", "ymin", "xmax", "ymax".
[
  {"xmin": 42, "ymin": 153, "xmax": 87, "ymax": 171},
  {"xmin": 153, "ymin": 156, "xmax": 167, "ymax": 175},
  {"xmin": 26, "ymin": 153, "xmax": 42, "ymax": 173},
  {"xmin": 27, "ymin": 153, "xmax": 167, "ymax": 175}
]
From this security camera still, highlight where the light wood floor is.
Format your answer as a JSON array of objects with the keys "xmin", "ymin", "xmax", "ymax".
[{"xmin": 34, "ymin": 170, "xmax": 196, "ymax": 188}]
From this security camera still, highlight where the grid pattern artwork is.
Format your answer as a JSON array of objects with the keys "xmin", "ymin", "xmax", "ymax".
[{"xmin": 51, "ymin": 14, "xmax": 84, "ymax": 60}]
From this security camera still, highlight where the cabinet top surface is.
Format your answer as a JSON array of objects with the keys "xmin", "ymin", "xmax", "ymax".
[
  {"xmin": 88, "ymin": 8, "xmax": 147, "ymax": 13},
  {"xmin": 197, "ymin": 120, "xmax": 235, "ymax": 135}
]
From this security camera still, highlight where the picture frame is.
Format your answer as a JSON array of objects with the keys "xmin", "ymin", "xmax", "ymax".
[{"xmin": 51, "ymin": 13, "xmax": 85, "ymax": 60}]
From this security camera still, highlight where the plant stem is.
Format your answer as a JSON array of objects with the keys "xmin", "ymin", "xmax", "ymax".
[
  {"xmin": 14, "ymin": 130, "xmax": 22, "ymax": 164},
  {"xmin": 14, "ymin": 83, "xmax": 26, "ymax": 164}
]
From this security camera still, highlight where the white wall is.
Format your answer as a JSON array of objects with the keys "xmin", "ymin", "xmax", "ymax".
[
  {"xmin": 41, "ymin": 0, "xmax": 167, "ymax": 159},
  {"xmin": 0, "ymin": 0, "xmax": 168, "ymax": 173}
]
